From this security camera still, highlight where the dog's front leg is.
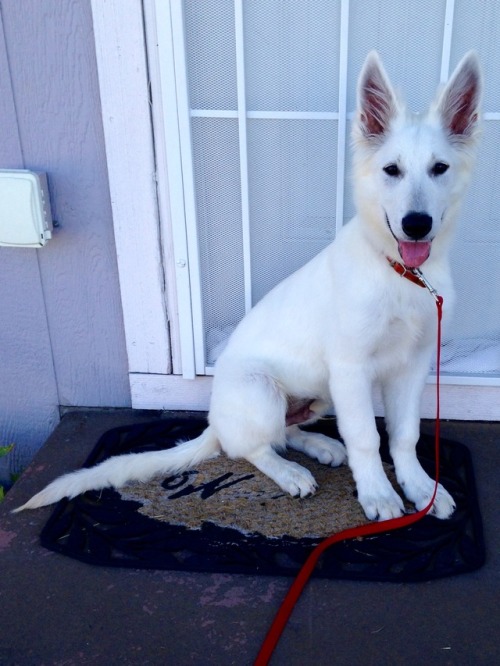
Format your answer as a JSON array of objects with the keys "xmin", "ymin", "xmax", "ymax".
[
  {"xmin": 329, "ymin": 368, "xmax": 405, "ymax": 521},
  {"xmin": 382, "ymin": 351, "xmax": 456, "ymax": 519}
]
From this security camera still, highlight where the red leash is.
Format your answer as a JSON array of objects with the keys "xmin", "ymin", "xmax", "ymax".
[{"xmin": 255, "ymin": 272, "xmax": 443, "ymax": 666}]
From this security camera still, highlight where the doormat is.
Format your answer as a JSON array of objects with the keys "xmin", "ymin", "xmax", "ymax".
[{"xmin": 40, "ymin": 417, "xmax": 485, "ymax": 582}]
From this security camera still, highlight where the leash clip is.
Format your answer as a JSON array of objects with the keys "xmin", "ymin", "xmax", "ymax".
[{"xmin": 410, "ymin": 268, "xmax": 440, "ymax": 304}]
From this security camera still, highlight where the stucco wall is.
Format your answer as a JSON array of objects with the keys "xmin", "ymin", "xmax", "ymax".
[{"xmin": 0, "ymin": 0, "xmax": 130, "ymax": 479}]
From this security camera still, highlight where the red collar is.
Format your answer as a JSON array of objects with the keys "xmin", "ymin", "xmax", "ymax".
[{"xmin": 387, "ymin": 257, "xmax": 426, "ymax": 288}]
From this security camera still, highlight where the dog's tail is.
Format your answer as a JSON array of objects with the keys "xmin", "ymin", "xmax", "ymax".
[{"xmin": 13, "ymin": 427, "xmax": 220, "ymax": 512}]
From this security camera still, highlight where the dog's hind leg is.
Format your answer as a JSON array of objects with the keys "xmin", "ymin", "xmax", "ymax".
[
  {"xmin": 286, "ymin": 425, "xmax": 347, "ymax": 467},
  {"xmin": 210, "ymin": 368, "xmax": 318, "ymax": 497}
]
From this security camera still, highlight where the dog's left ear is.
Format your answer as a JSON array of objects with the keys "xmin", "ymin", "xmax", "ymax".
[{"xmin": 435, "ymin": 52, "xmax": 482, "ymax": 141}]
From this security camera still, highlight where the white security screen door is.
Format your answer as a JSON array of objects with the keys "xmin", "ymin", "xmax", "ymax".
[{"xmin": 148, "ymin": 0, "xmax": 500, "ymax": 393}]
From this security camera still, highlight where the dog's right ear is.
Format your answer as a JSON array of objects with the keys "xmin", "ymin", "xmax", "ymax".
[{"xmin": 356, "ymin": 51, "xmax": 399, "ymax": 143}]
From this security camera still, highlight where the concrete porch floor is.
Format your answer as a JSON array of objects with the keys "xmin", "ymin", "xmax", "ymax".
[{"xmin": 0, "ymin": 409, "xmax": 499, "ymax": 665}]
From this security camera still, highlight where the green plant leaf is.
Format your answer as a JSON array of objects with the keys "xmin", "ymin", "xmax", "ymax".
[{"xmin": 0, "ymin": 444, "xmax": 14, "ymax": 457}]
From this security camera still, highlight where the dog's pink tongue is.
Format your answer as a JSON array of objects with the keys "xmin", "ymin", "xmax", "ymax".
[{"xmin": 398, "ymin": 241, "xmax": 431, "ymax": 268}]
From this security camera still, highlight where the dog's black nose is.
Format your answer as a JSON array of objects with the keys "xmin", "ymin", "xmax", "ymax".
[{"xmin": 401, "ymin": 212, "xmax": 433, "ymax": 240}]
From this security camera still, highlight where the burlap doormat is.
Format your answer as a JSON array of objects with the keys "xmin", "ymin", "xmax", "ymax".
[{"xmin": 40, "ymin": 416, "xmax": 485, "ymax": 582}]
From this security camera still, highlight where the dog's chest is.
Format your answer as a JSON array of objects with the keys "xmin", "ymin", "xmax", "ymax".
[{"xmin": 369, "ymin": 307, "xmax": 429, "ymax": 369}]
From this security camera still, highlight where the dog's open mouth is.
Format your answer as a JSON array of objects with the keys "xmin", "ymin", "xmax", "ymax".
[{"xmin": 398, "ymin": 241, "xmax": 431, "ymax": 268}]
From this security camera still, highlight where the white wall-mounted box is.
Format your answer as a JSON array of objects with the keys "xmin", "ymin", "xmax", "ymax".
[{"xmin": 0, "ymin": 170, "xmax": 53, "ymax": 247}]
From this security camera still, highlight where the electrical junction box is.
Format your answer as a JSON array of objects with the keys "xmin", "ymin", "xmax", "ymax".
[{"xmin": 0, "ymin": 170, "xmax": 53, "ymax": 247}]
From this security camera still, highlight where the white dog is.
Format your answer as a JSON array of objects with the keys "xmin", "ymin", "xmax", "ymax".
[{"xmin": 17, "ymin": 52, "xmax": 481, "ymax": 521}]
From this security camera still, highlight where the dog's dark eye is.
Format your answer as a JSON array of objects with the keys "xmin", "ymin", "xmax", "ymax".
[
  {"xmin": 431, "ymin": 162, "xmax": 449, "ymax": 176},
  {"xmin": 383, "ymin": 164, "xmax": 401, "ymax": 178}
]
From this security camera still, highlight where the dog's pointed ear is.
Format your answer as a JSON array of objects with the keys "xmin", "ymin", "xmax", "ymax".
[
  {"xmin": 356, "ymin": 51, "xmax": 399, "ymax": 142},
  {"xmin": 435, "ymin": 51, "xmax": 482, "ymax": 141}
]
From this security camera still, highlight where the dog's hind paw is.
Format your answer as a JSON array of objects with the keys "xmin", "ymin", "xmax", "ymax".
[
  {"xmin": 247, "ymin": 449, "xmax": 318, "ymax": 498},
  {"xmin": 286, "ymin": 428, "xmax": 347, "ymax": 467},
  {"xmin": 275, "ymin": 461, "xmax": 319, "ymax": 498}
]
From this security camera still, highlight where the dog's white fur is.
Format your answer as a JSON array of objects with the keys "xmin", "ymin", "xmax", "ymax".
[{"xmin": 16, "ymin": 52, "xmax": 482, "ymax": 520}]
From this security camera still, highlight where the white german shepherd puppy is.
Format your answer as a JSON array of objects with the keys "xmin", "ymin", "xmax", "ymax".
[{"xmin": 17, "ymin": 52, "xmax": 482, "ymax": 521}]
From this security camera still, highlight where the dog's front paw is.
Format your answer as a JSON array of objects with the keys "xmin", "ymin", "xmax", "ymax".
[
  {"xmin": 429, "ymin": 484, "xmax": 456, "ymax": 518},
  {"xmin": 358, "ymin": 488, "xmax": 405, "ymax": 521},
  {"xmin": 396, "ymin": 461, "xmax": 456, "ymax": 519},
  {"xmin": 402, "ymin": 477, "xmax": 456, "ymax": 519},
  {"xmin": 351, "ymin": 460, "xmax": 405, "ymax": 521}
]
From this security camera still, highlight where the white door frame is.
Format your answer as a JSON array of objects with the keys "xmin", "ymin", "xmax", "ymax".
[
  {"xmin": 90, "ymin": 0, "xmax": 170, "ymax": 377},
  {"xmin": 90, "ymin": 0, "xmax": 500, "ymax": 420},
  {"xmin": 90, "ymin": 0, "xmax": 212, "ymax": 409}
]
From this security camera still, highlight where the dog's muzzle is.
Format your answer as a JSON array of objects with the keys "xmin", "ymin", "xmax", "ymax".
[
  {"xmin": 401, "ymin": 211, "xmax": 433, "ymax": 240},
  {"xmin": 385, "ymin": 210, "xmax": 433, "ymax": 268}
]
